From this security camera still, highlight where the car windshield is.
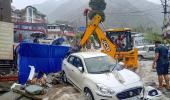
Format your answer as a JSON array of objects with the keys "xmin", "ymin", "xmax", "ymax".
[{"xmin": 84, "ymin": 56, "xmax": 117, "ymax": 74}]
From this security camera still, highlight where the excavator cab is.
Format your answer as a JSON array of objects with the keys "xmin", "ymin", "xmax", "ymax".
[{"xmin": 105, "ymin": 28, "xmax": 133, "ymax": 52}]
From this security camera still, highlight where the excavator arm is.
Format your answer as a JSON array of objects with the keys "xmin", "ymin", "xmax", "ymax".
[
  {"xmin": 80, "ymin": 15, "xmax": 100, "ymax": 46},
  {"xmin": 80, "ymin": 15, "xmax": 117, "ymax": 58}
]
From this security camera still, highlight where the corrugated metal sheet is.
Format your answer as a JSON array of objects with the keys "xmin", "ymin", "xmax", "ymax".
[{"xmin": 0, "ymin": 21, "xmax": 14, "ymax": 60}]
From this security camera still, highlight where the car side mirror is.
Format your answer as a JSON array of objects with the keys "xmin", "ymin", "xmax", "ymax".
[{"xmin": 78, "ymin": 67, "xmax": 83, "ymax": 72}]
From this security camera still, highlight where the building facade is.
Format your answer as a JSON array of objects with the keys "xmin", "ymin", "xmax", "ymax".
[
  {"xmin": 12, "ymin": 6, "xmax": 47, "ymax": 23},
  {"xmin": 0, "ymin": 0, "xmax": 12, "ymax": 22},
  {"xmin": 14, "ymin": 22, "xmax": 47, "ymax": 43},
  {"xmin": 12, "ymin": 6, "xmax": 48, "ymax": 43},
  {"xmin": 47, "ymin": 24, "xmax": 76, "ymax": 41},
  {"xmin": 11, "ymin": 8, "xmax": 22, "ymax": 22}
]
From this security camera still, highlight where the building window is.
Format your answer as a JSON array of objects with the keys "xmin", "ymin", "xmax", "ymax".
[
  {"xmin": 28, "ymin": 8, "xmax": 32, "ymax": 17},
  {"xmin": 48, "ymin": 26, "xmax": 51, "ymax": 29}
]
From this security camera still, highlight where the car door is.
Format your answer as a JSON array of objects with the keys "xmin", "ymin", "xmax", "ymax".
[
  {"xmin": 64, "ymin": 56, "xmax": 76, "ymax": 83},
  {"xmin": 139, "ymin": 46, "xmax": 147, "ymax": 58},
  {"xmin": 147, "ymin": 47, "xmax": 155, "ymax": 58},
  {"xmin": 71, "ymin": 57, "xmax": 84, "ymax": 89}
]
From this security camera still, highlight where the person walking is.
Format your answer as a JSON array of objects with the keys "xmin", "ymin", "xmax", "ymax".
[{"xmin": 152, "ymin": 41, "xmax": 170, "ymax": 90}]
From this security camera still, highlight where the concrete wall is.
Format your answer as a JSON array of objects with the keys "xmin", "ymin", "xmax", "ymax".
[
  {"xmin": 0, "ymin": 21, "xmax": 14, "ymax": 60},
  {"xmin": 0, "ymin": 0, "xmax": 11, "ymax": 22}
]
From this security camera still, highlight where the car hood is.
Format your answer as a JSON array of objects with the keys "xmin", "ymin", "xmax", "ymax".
[{"xmin": 86, "ymin": 69, "xmax": 141, "ymax": 88}]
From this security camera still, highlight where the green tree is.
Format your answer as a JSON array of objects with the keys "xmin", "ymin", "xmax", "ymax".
[
  {"xmin": 76, "ymin": 32, "xmax": 83, "ymax": 39},
  {"xmin": 88, "ymin": 0, "xmax": 106, "ymax": 22},
  {"xmin": 133, "ymin": 25, "xmax": 163, "ymax": 43}
]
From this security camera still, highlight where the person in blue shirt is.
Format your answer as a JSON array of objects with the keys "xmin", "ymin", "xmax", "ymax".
[{"xmin": 152, "ymin": 41, "xmax": 170, "ymax": 90}]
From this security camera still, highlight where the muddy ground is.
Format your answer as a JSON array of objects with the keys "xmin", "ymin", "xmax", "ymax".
[
  {"xmin": 138, "ymin": 61, "xmax": 170, "ymax": 100},
  {"xmin": 0, "ymin": 60, "xmax": 170, "ymax": 100}
]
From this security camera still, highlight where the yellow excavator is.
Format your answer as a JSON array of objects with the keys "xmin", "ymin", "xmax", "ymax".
[{"xmin": 79, "ymin": 15, "xmax": 138, "ymax": 69}]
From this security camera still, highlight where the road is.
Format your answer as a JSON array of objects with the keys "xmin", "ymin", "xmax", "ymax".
[{"xmin": 138, "ymin": 60, "xmax": 170, "ymax": 100}]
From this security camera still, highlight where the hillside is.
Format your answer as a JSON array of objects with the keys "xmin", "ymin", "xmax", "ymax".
[
  {"xmin": 127, "ymin": 0, "xmax": 163, "ymax": 27},
  {"xmin": 34, "ymin": 0, "xmax": 163, "ymax": 28},
  {"xmin": 34, "ymin": 0, "xmax": 69, "ymax": 15}
]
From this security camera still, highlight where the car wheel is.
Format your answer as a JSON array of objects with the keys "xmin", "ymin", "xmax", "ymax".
[
  {"xmin": 138, "ymin": 55, "xmax": 144, "ymax": 61},
  {"xmin": 62, "ymin": 71, "xmax": 68, "ymax": 84},
  {"xmin": 84, "ymin": 88, "xmax": 94, "ymax": 100}
]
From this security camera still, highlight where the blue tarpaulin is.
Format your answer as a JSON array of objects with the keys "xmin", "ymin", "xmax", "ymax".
[
  {"xmin": 51, "ymin": 38, "xmax": 65, "ymax": 45},
  {"xmin": 18, "ymin": 43, "xmax": 70, "ymax": 84}
]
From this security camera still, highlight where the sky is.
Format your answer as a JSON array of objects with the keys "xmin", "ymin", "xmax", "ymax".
[
  {"xmin": 12, "ymin": 0, "xmax": 161, "ymax": 9},
  {"xmin": 12, "ymin": 0, "xmax": 47, "ymax": 9},
  {"xmin": 147, "ymin": 0, "xmax": 161, "ymax": 4}
]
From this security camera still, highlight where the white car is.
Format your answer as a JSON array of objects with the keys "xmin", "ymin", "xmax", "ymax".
[
  {"xmin": 62, "ymin": 52, "xmax": 143, "ymax": 100},
  {"xmin": 137, "ymin": 45, "xmax": 155, "ymax": 60}
]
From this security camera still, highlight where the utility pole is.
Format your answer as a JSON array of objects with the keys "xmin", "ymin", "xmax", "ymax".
[{"xmin": 161, "ymin": 0, "xmax": 170, "ymax": 44}]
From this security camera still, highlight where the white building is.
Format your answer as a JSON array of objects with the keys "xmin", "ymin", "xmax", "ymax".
[
  {"xmin": 25, "ymin": 6, "xmax": 47, "ymax": 23},
  {"xmin": 12, "ymin": 6, "xmax": 47, "ymax": 23},
  {"xmin": 47, "ymin": 24, "xmax": 76, "ymax": 42}
]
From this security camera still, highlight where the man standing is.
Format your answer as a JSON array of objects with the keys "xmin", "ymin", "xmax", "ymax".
[{"xmin": 152, "ymin": 41, "xmax": 170, "ymax": 90}]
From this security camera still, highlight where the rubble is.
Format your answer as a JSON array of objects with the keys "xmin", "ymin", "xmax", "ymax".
[{"xmin": 25, "ymin": 85, "xmax": 44, "ymax": 95}]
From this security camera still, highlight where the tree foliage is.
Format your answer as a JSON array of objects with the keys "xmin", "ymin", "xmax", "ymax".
[
  {"xmin": 89, "ymin": 0, "xmax": 106, "ymax": 10},
  {"xmin": 89, "ymin": 0, "xmax": 106, "ymax": 22},
  {"xmin": 133, "ymin": 25, "xmax": 163, "ymax": 43},
  {"xmin": 76, "ymin": 32, "xmax": 83, "ymax": 39},
  {"xmin": 88, "ymin": 10, "xmax": 105, "ymax": 22}
]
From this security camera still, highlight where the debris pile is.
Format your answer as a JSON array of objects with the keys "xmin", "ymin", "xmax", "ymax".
[{"xmin": 10, "ymin": 72, "xmax": 63, "ymax": 99}]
